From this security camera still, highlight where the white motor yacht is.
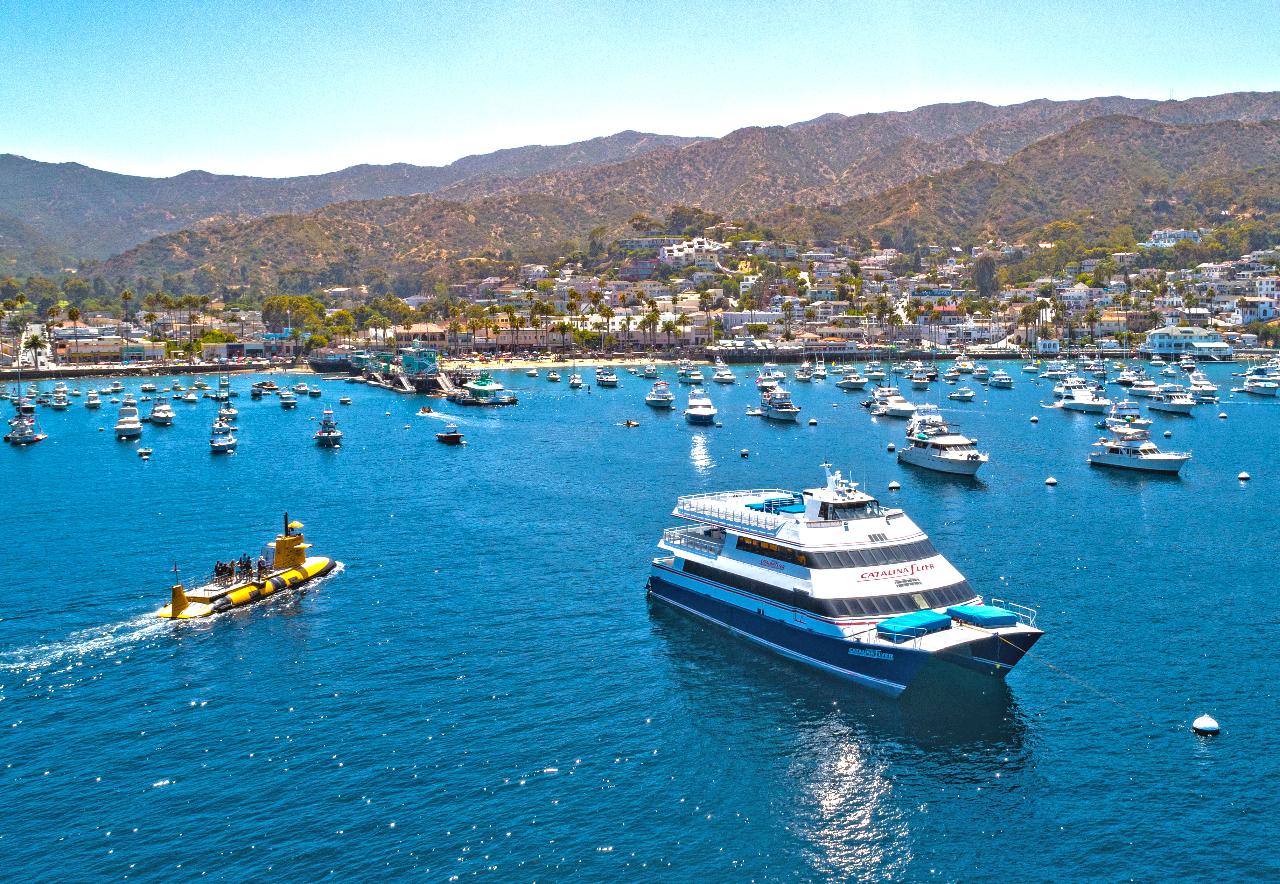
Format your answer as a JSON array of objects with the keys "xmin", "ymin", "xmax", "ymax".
[
  {"xmin": 568, "ymin": 372, "xmax": 584, "ymax": 389},
  {"xmin": 1129, "ymin": 377, "xmax": 1159, "ymax": 398},
  {"xmin": 835, "ymin": 370, "xmax": 868, "ymax": 391},
  {"xmin": 1242, "ymin": 376, "xmax": 1279, "ymax": 396},
  {"xmin": 947, "ymin": 387, "xmax": 976, "ymax": 402},
  {"xmin": 149, "ymin": 400, "xmax": 175, "ymax": 426},
  {"xmin": 596, "ymin": 367, "xmax": 620, "ymax": 388},
  {"xmin": 989, "ymin": 369, "xmax": 1013, "ymax": 389},
  {"xmin": 813, "ymin": 358, "xmax": 827, "ymax": 379},
  {"xmin": 645, "ymin": 381, "xmax": 676, "ymax": 409},
  {"xmin": 761, "ymin": 387, "xmax": 801, "ymax": 422},
  {"xmin": 85, "ymin": 391, "xmax": 102, "ymax": 409},
  {"xmin": 1147, "ymin": 384, "xmax": 1196, "ymax": 415},
  {"xmin": 898, "ymin": 406, "xmax": 988, "ymax": 476},
  {"xmin": 113, "ymin": 405, "xmax": 143, "ymax": 440},
  {"xmin": 712, "ymin": 363, "xmax": 737, "ymax": 384},
  {"xmin": 954, "ymin": 356, "xmax": 975, "ymax": 374},
  {"xmin": 641, "ymin": 364, "xmax": 659, "ymax": 379},
  {"xmin": 1097, "ymin": 399, "xmax": 1152, "ymax": 431},
  {"xmin": 1089, "ymin": 428, "xmax": 1189, "ymax": 474},
  {"xmin": 864, "ymin": 362, "xmax": 886, "ymax": 381},
  {"xmin": 685, "ymin": 388, "xmax": 718, "ymax": 425},
  {"xmin": 209, "ymin": 419, "xmax": 238, "ymax": 453},
  {"xmin": 1060, "ymin": 386, "xmax": 1113, "ymax": 414}
]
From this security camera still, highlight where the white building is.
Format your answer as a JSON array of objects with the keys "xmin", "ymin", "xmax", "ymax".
[
  {"xmin": 1140, "ymin": 325, "xmax": 1233, "ymax": 360},
  {"xmin": 659, "ymin": 237, "xmax": 727, "ymax": 267}
]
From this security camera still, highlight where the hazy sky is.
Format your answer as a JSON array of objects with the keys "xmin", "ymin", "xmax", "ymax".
[{"xmin": 4, "ymin": 0, "xmax": 1277, "ymax": 178}]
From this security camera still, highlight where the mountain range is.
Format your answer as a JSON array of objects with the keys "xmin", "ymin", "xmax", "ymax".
[{"xmin": 6, "ymin": 91, "xmax": 1280, "ymax": 282}]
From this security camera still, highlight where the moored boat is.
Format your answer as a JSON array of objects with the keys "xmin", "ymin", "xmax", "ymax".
[{"xmin": 1089, "ymin": 428, "xmax": 1189, "ymax": 474}]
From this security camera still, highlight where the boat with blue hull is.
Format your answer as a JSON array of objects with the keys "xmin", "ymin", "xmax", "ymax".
[{"xmin": 646, "ymin": 465, "xmax": 1042, "ymax": 696}]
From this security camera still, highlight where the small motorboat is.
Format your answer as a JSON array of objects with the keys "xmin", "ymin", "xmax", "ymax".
[
  {"xmin": 417, "ymin": 406, "xmax": 433, "ymax": 415},
  {"xmin": 948, "ymin": 387, "xmax": 976, "ymax": 402},
  {"xmin": 436, "ymin": 423, "xmax": 465, "ymax": 445}
]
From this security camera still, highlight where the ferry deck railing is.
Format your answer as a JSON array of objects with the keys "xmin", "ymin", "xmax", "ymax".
[
  {"xmin": 990, "ymin": 598, "xmax": 1039, "ymax": 628},
  {"xmin": 675, "ymin": 491, "xmax": 791, "ymax": 535},
  {"xmin": 661, "ymin": 527, "xmax": 725, "ymax": 558}
]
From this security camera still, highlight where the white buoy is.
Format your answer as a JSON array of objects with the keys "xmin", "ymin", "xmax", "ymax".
[
  {"xmin": 385, "ymin": 411, "xmax": 391, "ymax": 416},
  {"xmin": 887, "ymin": 442, "xmax": 896, "ymax": 452},
  {"xmin": 1045, "ymin": 476, "xmax": 1058, "ymax": 486},
  {"xmin": 1030, "ymin": 416, "xmax": 1039, "ymax": 424},
  {"xmin": 1192, "ymin": 714, "xmax": 1220, "ymax": 736},
  {"xmin": 740, "ymin": 448, "xmax": 749, "ymax": 459},
  {"xmin": 714, "ymin": 422, "xmax": 723, "ymax": 428},
  {"xmin": 1219, "ymin": 412, "xmax": 1228, "ymax": 419},
  {"xmin": 1163, "ymin": 430, "xmax": 1172, "ymax": 438},
  {"xmin": 1238, "ymin": 471, "xmax": 1251, "ymax": 481},
  {"xmin": 888, "ymin": 481, "xmax": 901, "ymax": 491},
  {"xmin": 808, "ymin": 418, "xmax": 817, "ymax": 426}
]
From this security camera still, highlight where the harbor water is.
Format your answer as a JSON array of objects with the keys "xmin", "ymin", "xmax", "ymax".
[{"xmin": 2, "ymin": 364, "xmax": 1277, "ymax": 879}]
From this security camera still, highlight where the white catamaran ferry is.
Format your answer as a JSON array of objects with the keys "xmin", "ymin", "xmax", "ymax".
[{"xmin": 647, "ymin": 465, "xmax": 1042, "ymax": 696}]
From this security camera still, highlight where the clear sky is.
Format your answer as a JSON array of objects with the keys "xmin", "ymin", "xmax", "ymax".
[{"xmin": 3, "ymin": 0, "xmax": 1277, "ymax": 178}]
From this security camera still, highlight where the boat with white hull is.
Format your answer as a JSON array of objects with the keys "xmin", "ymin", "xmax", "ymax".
[
  {"xmin": 645, "ymin": 381, "xmax": 676, "ymax": 409},
  {"xmin": 898, "ymin": 406, "xmax": 988, "ymax": 476},
  {"xmin": 1089, "ymin": 428, "xmax": 1189, "ymax": 474},
  {"xmin": 646, "ymin": 465, "xmax": 1043, "ymax": 697},
  {"xmin": 685, "ymin": 388, "xmax": 718, "ymax": 425}
]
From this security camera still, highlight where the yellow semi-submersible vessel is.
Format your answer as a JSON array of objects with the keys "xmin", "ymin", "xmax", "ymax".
[{"xmin": 156, "ymin": 514, "xmax": 336, "ymax": 619}]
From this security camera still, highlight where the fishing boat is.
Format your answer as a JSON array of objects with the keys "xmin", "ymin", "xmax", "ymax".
[
  {"xmin": 684, "ymin": 388, "xmax": 718, "ymax": 425},
  {"xmin": 436, "ymin": 423, "xmax": 465, "ymax": 445},
  {"xmin": 813, "ymin": 357, "xmax": 827, "ymax": 379},
  {"xmin": 156, "ymin": 515, "xmax": 336, "ymax": 619},
  {"xmin": 645, "ymin": 381, "xmax": 676, "ymax": 409},
  {"xmin": 646, "ymin": 464, "xmax": 1042, "ymax": 697},
  {"xmin": 209, "ymin": 419, "xmax": 238, "ymax": 453},
  {"xmin": 85, "ymin": 391, "xmax": 101, "ymax": 409},
  {"xmin": 1089, "ymin": 428, "xmax": 1190, "ymax": 474},
  {"xmin": 314, "ymin": 408, "xmax": 343, "ymax": 447},
  {"xmin": 113, "ymin": 405, "xmax": 143, "ymax": 440},
  {"xmin": 762, "ymin": 387, "xmax": 801, "ymax": 422},
  {"xmin": 794, "ymin": 362, "xmax": 814, "ymax": 383},
  {"xmin": 898, "ymin": 406, "xmax": 988, "ymax": 476}
]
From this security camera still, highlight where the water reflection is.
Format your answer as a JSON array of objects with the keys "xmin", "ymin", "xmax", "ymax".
[{"xmin": 688, "ymin": 432, "xmax": 714, "ymax": 474}]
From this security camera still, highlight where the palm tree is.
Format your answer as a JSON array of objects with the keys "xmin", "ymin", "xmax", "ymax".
[
  {"xmin": 44, "ymin": 304, "xmax": 61, "ymax": 366},
  {"xmin": 24, "ymin": 333, "xmax": 46, "ymax": 369},
  {"xmin": 661, "ymin": 319, "xmax": 678, "ymax": 349},
  {"xmin": 66, "ymin": 307, "xmax": 81, "ymax": 364},
  {"xmin": 120, "ymin": 289, "xmax": 134, "ymax": 345}
]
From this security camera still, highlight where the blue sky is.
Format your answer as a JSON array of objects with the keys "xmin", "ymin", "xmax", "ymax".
[{"xmin": 3, "ymin": 0, "xmax": 1277, "ymax": 178}]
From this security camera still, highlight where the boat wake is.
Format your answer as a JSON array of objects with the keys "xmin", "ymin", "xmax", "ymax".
[{"xmin": 0, "ymin": 613, "xmax": 168, "ymax": 675}]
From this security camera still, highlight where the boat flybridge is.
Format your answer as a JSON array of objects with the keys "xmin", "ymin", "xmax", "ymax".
[
  {"xmin": 899, "ymin": 405, "xmax": 989, "ymax": 476},
  {"xmin": 647, "ymin": 464, "xmax": 1043, "ymax": 697}
]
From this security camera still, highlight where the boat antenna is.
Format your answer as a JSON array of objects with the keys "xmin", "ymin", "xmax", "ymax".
[{"xmin": 283, "ymin": 511, "xmax": 290, "ymax": 536}]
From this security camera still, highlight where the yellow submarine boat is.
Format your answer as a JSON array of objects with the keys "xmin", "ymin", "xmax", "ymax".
[{"xmin": 156, "ymin": 514, "xmax": 336, "ymax": 619}]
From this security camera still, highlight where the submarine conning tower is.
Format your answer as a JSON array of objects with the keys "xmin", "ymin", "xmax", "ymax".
[{"xmin": 269, "ymin": 513, "xmax": 312, "ymax": 571}]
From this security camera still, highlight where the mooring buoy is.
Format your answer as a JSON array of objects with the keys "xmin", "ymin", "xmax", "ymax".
[
  {"xmin": 888, "ymin": 481, "xmax": 901, "ymax": 491},
  {"xmin": 1192, "ymin": 714, "xmax": 1220, "ymax": 736},
  {"xmin": 1238, "ymin": 471, "xmax": 1251, "ymax": 481},
  {"xmin": 1045, "ymin": 476, "xmax": 1058, "ymax": 486}
]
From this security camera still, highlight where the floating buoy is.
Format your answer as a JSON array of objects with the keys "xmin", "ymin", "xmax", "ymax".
[
  {"xmin": 1045, "ymin": 476, "xmax": 1058, "ymax": 486},
  {"xmin": 404, "ymin": 424, "xmax": 411, "ymax": 429},
  {"xmin": 1218, "ymin": 412, "xmax": 1227, "ymax": 419},
  {"xmin": 1238, "ymin": 471, "xmax": 1251, "ymax": 481},
  {"xmin": 832, "ymin": 403, "xmax": 838, "ymax": 408},
  {"xmin": 1192, "ymin": 714, "xmax": 1220, "ymax": 736},
  {"xmin": 808, "ymin": 418, "xmax": 817, "ymax": 426},
  {"xmin": 385, "ymin": 411, "xmax": 391, "ymax": 416},
  {"xmin": 740, "ymin": 448, "xmax": 749, "ymax": 458},
  {"xmin": 1163, "ymin": 430, "xmax": 1172, "ymax": 438},
  {"xmin": 888, "ymin": 481, "xmax": 901, "ymax": 491},
  {"xmin": 1030, "ymin": 416, "xmax": 1039, "ymax": 424},
  {"xmin": 887, "ymin": 442, "xmax": 896, "ymax": 452},
  {"xmin": 714, "ymin": 422, "xmax": 723, "ymax": 428}
]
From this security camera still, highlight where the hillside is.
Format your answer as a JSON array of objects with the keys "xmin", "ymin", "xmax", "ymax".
[
  {"xmin": 100, "ymin": 114, "xmax": 1280, "ymax": 285},
  {"xmin": 0, "ymin": 130, "xmax": 696, "ymax": 264},
  {"xmin": 768, "ymin": 116, "xmax": 1280, "ymax": 244},
  {"xmin": 431, "ymin": 92, "xmax": 1280, "ymax": 214}
]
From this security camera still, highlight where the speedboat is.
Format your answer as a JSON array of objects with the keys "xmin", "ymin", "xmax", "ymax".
[
  {"xmin": 989, "ymin": 369, "xmax": 1014, "ymax": 389},
  {"xmin": 156, "ymin": 515, "xmax": 335, "ymax": 619},
  {"xmin": 307, "ymin": 386, "xmax": 322, "ymax": 397},
  {"xmin": 645, "ymin": 381, "xmax": 676, "ymax": 409},
  {"xmin": 596, "ymin": 367, "xmax": 620, "ymax": 388},
  {"xmin": 209, "ymin": 419, "xmax": 238, "ymax": 453},
  {"xmin": 436, "ymin": 423, "xmax": 464, "ymax": 445},
  {"xmin": 568, "ymin": 372, "xmax": 583, "ymax": 389},
  {"xmin": 761, "ymin": 387, "xmax": 801, "ymax": 422},
  {"xmin": 526, "ymin": 368, "xmax": 538, "ymax": 378},
  {"xmin": 183, "ymin": 391, "xmax": 199, "ymax": 403},
  {"xmin": 314, "ymin": 408, "xmax": 343, "ymax": 447},
  {"xmin": 684, "ymin": 388, "xmax": 718, "ymax": 425},
  {"xmin": 279, "ymin": 390, "xmax": 298, "ymax": 409},
  {"xmin": 835, "ymin": 370, "xmax": 868, "ymax": 391},
  {"xmin": 899, "ymin": 406, "xmax": 988, "ymax": 476},
  {"xmin": 149, "ymin": 400, "xmax": 175, "ymax": 426},
  {"xmin": 646, "ymin": 464, "xmax": 1043, "ymax": 697},
  {"xmin": 1150, "ymin": 356, "xmax": 1167, "ymax": 367},
  {"xmin": 140, "ymin": 383, "xmax": 157, "ymax": 393},
  {"xmin": 113, "ymin": 405, "xmax": 143, "ymax": 440},
  {"xmin": 947, "ymin": 387, "xmax": 976, "ymax": 402},
  {"xmin": 1089, "ymin": 428, "xmax": 1189, "ymax": 474},
  {"xmin": 49, "ymin": 393, "xmax": 70, "ymax": 411},
  {"xmin": 218, "ymin": 404, "xmax": 238, "ymax": 421},
  {"xmin": 547, "ymin": 371, "xmax": 561, "ymax": 383},
  {"xmin": 1147, "ymin": 384, "xmax": 1196, "ymax": 415}
]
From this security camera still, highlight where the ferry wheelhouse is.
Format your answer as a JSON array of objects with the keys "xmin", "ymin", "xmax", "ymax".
[{"xmin": 647, "ymin": 465, "xmax": 1042, "ymax": 696}]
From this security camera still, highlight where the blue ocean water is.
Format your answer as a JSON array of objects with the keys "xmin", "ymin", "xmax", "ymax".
[{"xmin": 1, "ymin": 364, "xmax": 1276, "ymax": 880}]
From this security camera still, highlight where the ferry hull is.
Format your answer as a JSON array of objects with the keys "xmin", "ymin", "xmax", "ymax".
[{"xmin": 647, "ymin": 571, "xmax": 1037, "ymax": 697}]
